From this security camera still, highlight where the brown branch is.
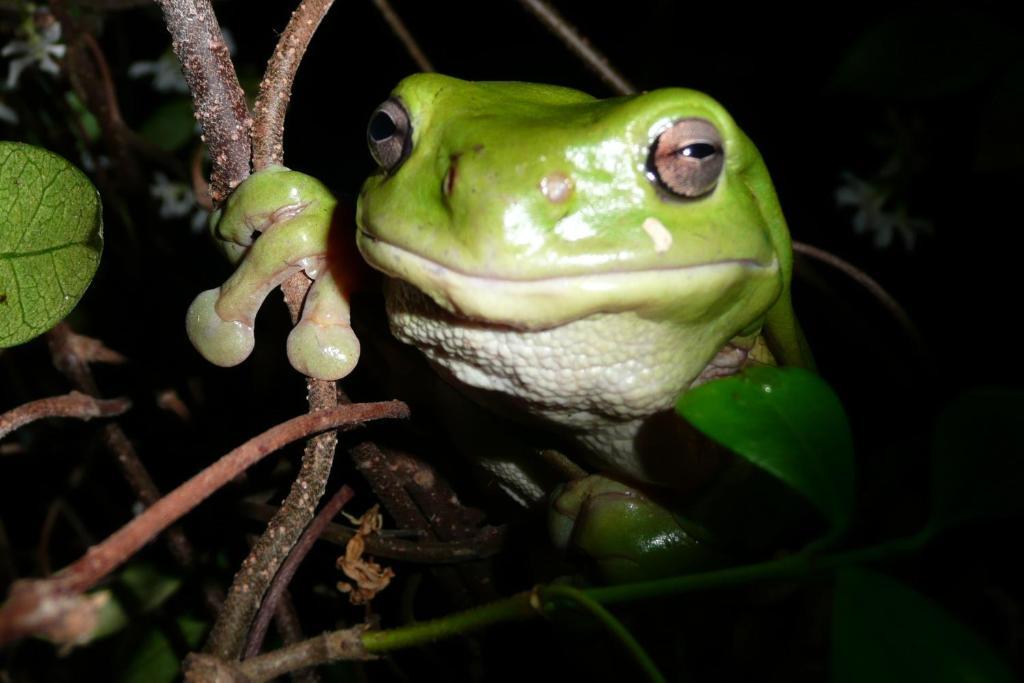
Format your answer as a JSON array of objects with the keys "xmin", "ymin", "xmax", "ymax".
[
  {"xmin": 517, "ymin": 0, "xmax": 636, "ymax": 96},
  {"xmin": 187, "ymin": 625, "xmax": 372, "ymax": 683},
  {"xmin": 369, "ymin": 0, "xmax": 434, "ymax": 72},
  {"xmin": 0, "ymin": 391, "xmax": 130, "ymax": 440},
  {"xmin": 155, "ymin": 0, "xmax": 251, "ymax": 203},
  {"xmin": 251, "ymin": 0, "xmax": 336, "ymax": 171},
  {"xmin": 243, "ymin": 485, "xmax": 355, "ymax": 658},
  {"xmin": 207, "ymin": 0, "xmax": 342, "ymax": 660},
  {"xmin": 0, "ymin": 401, "xmax": 408, "ymax": 647},
  {"xmin": 46, "ymin": 324, "xmax": 205, "ymax": 597},
  {"xmin": 239, "ymin": 500, "xmax": 507, "ymax": 564}
]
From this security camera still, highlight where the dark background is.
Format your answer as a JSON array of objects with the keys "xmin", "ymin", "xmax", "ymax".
[{"xmin": 1, "ymin": 1, "xmax": 1022, "ymax": 680}]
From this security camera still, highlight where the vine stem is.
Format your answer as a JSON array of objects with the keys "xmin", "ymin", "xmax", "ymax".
[{"xmin": 209, "ymin": 533, "xmax": 927, "ymax": 679}]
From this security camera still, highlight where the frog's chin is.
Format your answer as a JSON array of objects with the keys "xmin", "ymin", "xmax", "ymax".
[{"xmin": 357, "ymin": 231, "xmax": 780, "ymax": 330}]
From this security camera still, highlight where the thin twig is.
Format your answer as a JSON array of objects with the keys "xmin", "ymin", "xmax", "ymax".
[
  {"xmin": 272, "ymin": 595, "xmax": 320, "ymax": 683},
  {"xmin": 243, "ymin": 485, "xmax": 355, "ymax": 658},
  {"xmin": 239, "ymin": 500, "xmax": 507, "ymax": 563},
  {"xmin": 155, "ymin": 0, "xmax": 252, "ymax": 203},
  {"xmin": 517, "ymin": 0, "xmax": 636, "ymax": 95},
  {"xmin": 239, "ymin": 626, "xmax": 372, "ymax": 681},
  {"xmin": 0, "ymin": 401, "xmax": 408, "ymax": 647},
  {"xmin": 792, "ymin": 241, "xmax": 928, "ymax": 358},
  {"xmin": 369, "ymin": 0, "xmax": 434, "ymax": 72},
  {"xmin": 251, "ymin": 0, "xmax": 336, "ymax": 170},
  {"xmin": 0, "ymin": 391, "xmax": 130, "ymax": 440},
  {"xmin": 46, "ymin": 324, "xmax": 205, "ymax": 600}
]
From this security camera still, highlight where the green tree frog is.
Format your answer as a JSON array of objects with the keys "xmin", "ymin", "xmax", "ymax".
[{"xmin": 187, "ymin": 74, "xmax": 812, "ymax": 580}]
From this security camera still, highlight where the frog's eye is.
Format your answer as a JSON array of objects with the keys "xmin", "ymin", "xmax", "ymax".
[
  {"xmin": 367, "ymin": 98, "xmax": 412, "ymax": 172},
  {"xmin": 647, "ymin": 118, "xmax": 724, "ymax": 199}
]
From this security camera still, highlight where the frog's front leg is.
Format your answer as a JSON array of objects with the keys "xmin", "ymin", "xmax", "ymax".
[
  {"xmin": 186, "ymin": 167, "xmax": 359, "ymax": 380},
  {"xmin": 549, "ymin": 474, "xmax": 726, "ymax": 583}
]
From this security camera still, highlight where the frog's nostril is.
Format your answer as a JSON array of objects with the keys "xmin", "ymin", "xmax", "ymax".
[{"xmin": 443, "ymin": 156, "xmax": 458, "ymax": 197}]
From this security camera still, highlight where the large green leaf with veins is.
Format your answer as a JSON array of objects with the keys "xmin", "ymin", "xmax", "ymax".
[{"xmin": 0, "ymin": 141, "xmax": 102, "ymax": 347}]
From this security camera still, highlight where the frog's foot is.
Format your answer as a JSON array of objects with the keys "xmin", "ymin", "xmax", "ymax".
[
  {"xmin": 186, "ymin": 167, "xmax": 361, "ymax": 380},
  {"xmin": 287, "ymin": 268, "xmax": 360, "ymax": 380},
  {"xmin": 549, "ymin": 474, "xmax": 724, "ymax": 583}
]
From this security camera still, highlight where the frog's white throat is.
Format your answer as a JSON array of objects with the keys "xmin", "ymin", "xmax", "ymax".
[{"xmin": 382, "ymin": 276, "xmax": 775, "ymax": 485}]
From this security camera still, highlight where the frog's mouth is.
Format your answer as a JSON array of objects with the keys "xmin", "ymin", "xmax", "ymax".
[{"xmin": 357, "ymin": 230, "xmax": 780, "ymax": 330}]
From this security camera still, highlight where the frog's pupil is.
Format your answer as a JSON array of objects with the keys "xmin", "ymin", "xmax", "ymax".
[
  {"xmin": 369, "ymin": 112, "xmax": 397, "ymax": 141},
  {"xmin": 681, "ymin": 143, "xmax": 717, "ymax": 160}
]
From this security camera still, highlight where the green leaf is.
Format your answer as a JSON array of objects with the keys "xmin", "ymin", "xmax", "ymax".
[
  {"xmin": 139, "ymin": 99, "xmax": 197, "ymax": 152},
  {"xmin": 832, "ymin": 567, "xmax": 1016, "ymax": 683},
  {"xmin": 118, "ymin": 616, "xmax": 206, "ymax": 683},
  {"xmin": 677, "ymin": 366, "xmax": 856, "ymax": 533},
  {"xmin": 930, "ymin": 387, "xmax": 1024, "ymax": 531},
  {"xmin": 0, "ymin": 142, "xmax": 102, "ymax": 347}
]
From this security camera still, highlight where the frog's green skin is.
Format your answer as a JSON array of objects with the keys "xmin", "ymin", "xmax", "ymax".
[
  {"xmin": 186, "ymin": 167, "xmax": 360, "ymax": 382},
  {"xmin": 356, "ymin": 74, "xmax": 811, "ymax": 507},
  {"xmin": 186, "ymin": 74, "xmax": 811, "ymax": 580}
]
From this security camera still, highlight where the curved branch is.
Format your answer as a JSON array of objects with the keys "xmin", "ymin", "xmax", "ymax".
[
  {"xmin": 370, "ymin": 0, "xmax": 434, "ymax": 72},
  {"xmin": 517, "ymin": 0, "xmax": 636, "ymax": 95},
  {"xmin": 243, "ymin": 485, "xmax": 355, "ymax": 658},
  {"xmin": 792, "ymin": 241, "xmax": 927, "ymax": 358},
  {"xmin": 251, "ymin": 0, "xmax": 336, "ymax": 170},
  {"xmin": 0, "ymin": 392, "xmax": 130, "ymax": 441},
  {"xmin": 0, "ymin": 401, "xmax": 408, "ymax": 647},
  {"xmin": 155, "ymin": 0, "xmax": 251, "ymax": 203}
]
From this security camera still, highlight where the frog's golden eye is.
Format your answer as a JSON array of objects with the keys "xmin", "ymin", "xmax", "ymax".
[
  {"xmin": 647, "ymin": 118, "xmax": 724, "ymax": 199},
  {"xmin": 367, "ymin": 98, "xmax": 412, "ymax": 172}
]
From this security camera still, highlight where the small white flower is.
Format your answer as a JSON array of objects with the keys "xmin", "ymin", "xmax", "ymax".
[
  {"xmin": 835, "ymin": 172, "xmax": 932, "ymax": 251},
  {"xmin": 150, "ymin": 172, "xmax": 209, "ymax": 232},
  {"xmin": 150, "ymin": 172, "xmax": 196, "ymax": 218},
  {"xmin": 128, "ymin": 50, "xmax": 188, "ymax": 94},
  {"xmin": 2, "ymin": 21, "xmax": 66, "ymax": 89}
]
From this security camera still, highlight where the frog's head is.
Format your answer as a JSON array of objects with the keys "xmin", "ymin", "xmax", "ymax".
[
  {"xmin": 358, "ymin": 73, "xmax": 798, "ymax": 336},
  {"xmin": 355, "ymin": 74, "xmax": 809, "ymax": 448}
]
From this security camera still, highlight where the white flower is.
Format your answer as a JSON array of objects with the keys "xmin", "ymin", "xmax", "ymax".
[
  {"xmin": 2, "ymin": 21, "xmax": 65, "ymax": 89},
  {"xmin": 835, "ymin": 172, "xmax": 932, "ymax": 251},
  {"xmin": 128, "ymin": 50, "xmax": 188, "ymax": 94},
  {"xmin": 150, "ymin": 172, "xmax": 209, "ymax": 232},
  {"xmin": 150, "ymin": 172, "xmax": 196, "ymax": 218}
]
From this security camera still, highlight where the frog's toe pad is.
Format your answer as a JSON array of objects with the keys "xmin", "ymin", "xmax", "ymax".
[
  {"xmin": 186, "ymin": 288, "xmax": 255, "ymax": 367},
  {"xmin": 286, "ymin": 319, "xmax": 360, "ymax": 380}
]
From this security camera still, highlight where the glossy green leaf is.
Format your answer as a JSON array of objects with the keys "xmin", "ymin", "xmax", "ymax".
[
  {"xmin": 930, "ymin": 387, "xmax": 1024, "ymax": 531},
  {"xmin": 832, "ymin": 567, "xmax": 1015, "ymax": 683},
  {"xmin": 677, "ymin": 366, "xmax": 855, "ymax": 533},
  {"xmin": 118, "ymin": 616, "xmax": 206, "ymax": 683},
  {"xmin": 0, "ymin": 142, "xmax": 102, "ymax": 347}
]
